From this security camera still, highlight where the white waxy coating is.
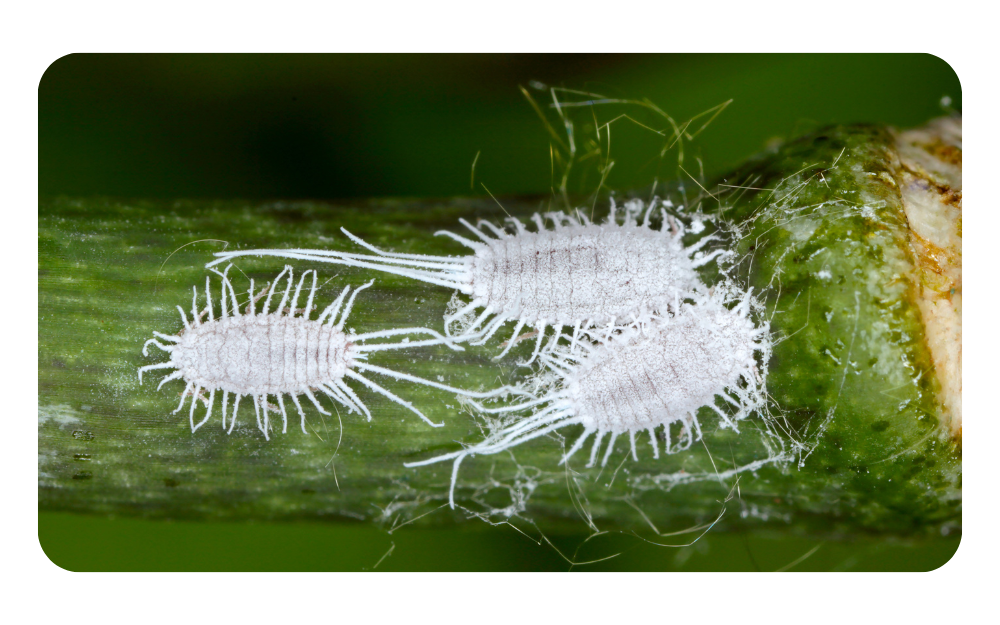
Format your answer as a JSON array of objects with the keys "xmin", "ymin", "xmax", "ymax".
[
  {"xmin": 171, "ymin": 315, "xmax": 354, "ymax": 397},
  {"xmin": 469, "ymin": 223, "xmax": 700, "ymax": 326},
  {"xmin": 568, "ymin": 304, "xmax": 757, "ymax": 432}
]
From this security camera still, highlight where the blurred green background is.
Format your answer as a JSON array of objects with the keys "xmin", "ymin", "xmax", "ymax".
[{"xmin": 38, "ymin": 53, "xmax": 961, "ymax": 571}]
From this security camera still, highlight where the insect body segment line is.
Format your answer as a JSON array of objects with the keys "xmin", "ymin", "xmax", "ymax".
[{"xmin": 139, "ymin": 265, "xmax": 519, "ymax": 438}]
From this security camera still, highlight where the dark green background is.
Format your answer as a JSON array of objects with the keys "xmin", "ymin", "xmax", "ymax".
[{"xmin": 38, "ymin": 53, "xmax": 961, "ymax": 571}]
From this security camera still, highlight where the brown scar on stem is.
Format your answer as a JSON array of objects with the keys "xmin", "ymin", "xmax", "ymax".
[{"xmin": 893, "ymin": 116, "xmax": 962, "ymax": 440}]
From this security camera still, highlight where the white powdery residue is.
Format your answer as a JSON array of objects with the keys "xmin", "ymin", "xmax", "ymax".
[
  {"xmin": 816, "ymin": 269, "xmax": 832, "ymax": 280},
  {"xmin": 784, "ymin": 217, "xmax": 819, "ymax": 243},
  {"xmin": 861, "ymin": 320, "xmax": 910, "ymax": 389},
  {"xmin": 38, "ymin": 449, "xmax": 60, "ymax": 487},
  {"xmin": 38, "ymin": 404, "xmax": 82, "ymax": 427},
  {"xmin": 444, "ymin": 291, "xmax": 477, "ymax": 336}
]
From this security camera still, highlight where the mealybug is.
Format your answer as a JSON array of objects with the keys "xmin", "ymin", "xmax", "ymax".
[
  {"xmin": 138, "ymin": 265, "xmax": 521, "ymax": 439},
  {"xmin": 206, "ymin": 199, "xmax": 728, "ymax": 363},
  {"xmin": 405, "ymin": 287, "xmax": 770, "ymax": 507}
]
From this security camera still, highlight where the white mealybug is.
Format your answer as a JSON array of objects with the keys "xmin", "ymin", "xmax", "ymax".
[
  {"xmin": 206, "ymin": 198, "xmax": 728, "ymax": 363},
  {"xmin": 138, "ymin": 265, "xmax": 521, "ymax": 439},
  {"xmin": 406, "ymin": 287, "xmax": 771, "ymax": 507}
]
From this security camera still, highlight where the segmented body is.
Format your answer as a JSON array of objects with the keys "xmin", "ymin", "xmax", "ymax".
[
  {"xmin": 206, "ymin": 198, "xmax": 727, "ymax": 363},
  {"xmin": 568, "ymin": 299, "xmax": 760, "ymax": 433},
  {"xmin": 406, "ymin": 287, "xmax": 770, "ymax": 507},
  {"xmin": 466, "ymin": 218, "xmax": 701, "ymax": 326},
  {"xmin": 139, "ymin": 265, "xmax": 521, "ymax": 439},
  {"xmin": 172, "ymin": 314, "xmax": 355, "ymax": 397}
]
